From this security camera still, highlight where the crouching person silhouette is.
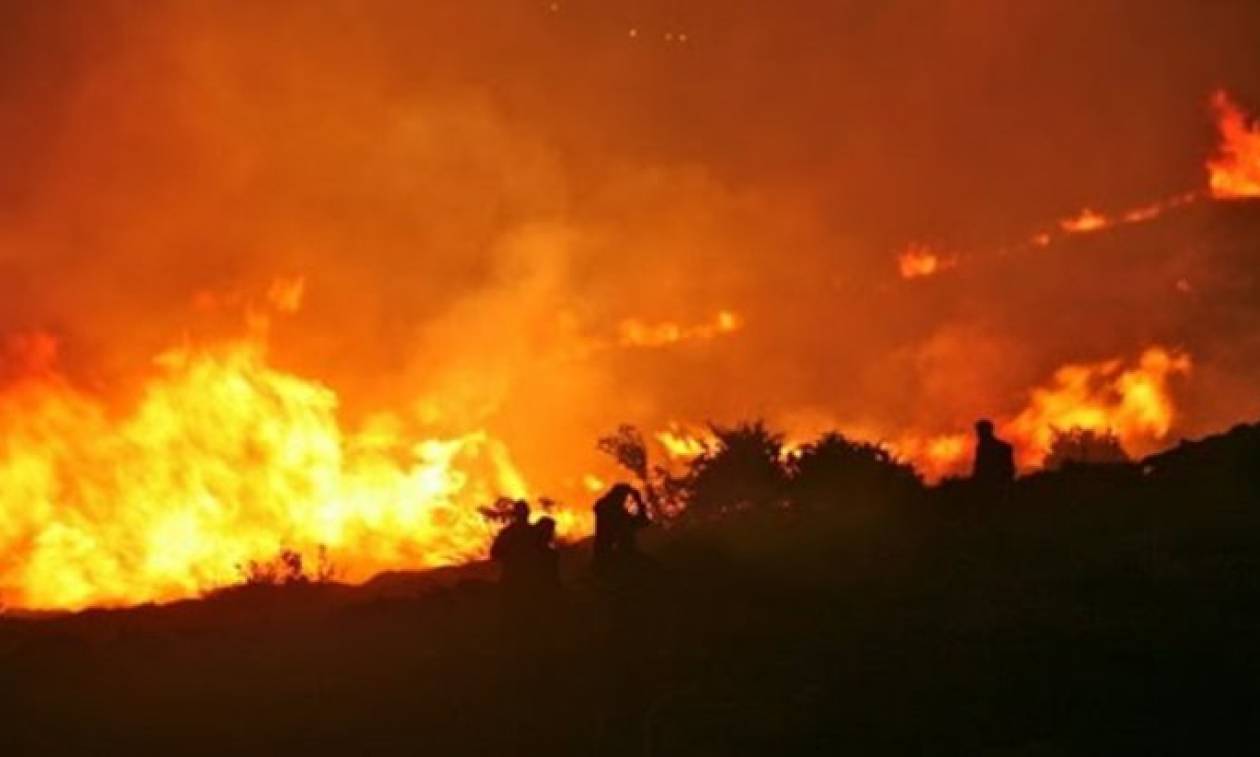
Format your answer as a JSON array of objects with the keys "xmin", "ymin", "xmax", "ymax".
[{"xmin": 492, "ymin": 501, "xmax": 562, "ymax": 599}]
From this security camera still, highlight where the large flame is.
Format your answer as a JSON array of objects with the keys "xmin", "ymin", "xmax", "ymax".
[
  {"xmin": 0, "ymin": 323, "xmax": 594, "ymax": 611},
  {"xmin": 0, "ymin": 3, "xmax": 1254, "ymax": 613},
  {"xmin": 1005, "ymin": 346, "xmax": 1191, "ymax": 469},
  {"xmin": 887, "ymin": 347, "xmax": 1191, "ymax": 480},
  {"xmin": 1208, "ymin": 90, "xmax": 1260, "ymax": 199}
]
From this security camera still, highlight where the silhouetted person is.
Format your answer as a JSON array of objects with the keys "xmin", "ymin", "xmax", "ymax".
[
  {"xmin": 592, "ymin": 483, "xmax": 650, "ymax": 578},
  {"xmin": 491, "ymin": 500, "xmax": 534, "ymax": 590},
  {"xmin": 972, "ymin": 419, "xmax": 1015, "ymax": 504},
  {"xmin": 528, "ymin": 516, "xmax": 560, "ymax": 589}
]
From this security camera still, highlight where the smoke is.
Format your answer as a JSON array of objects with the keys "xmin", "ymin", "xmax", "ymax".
[{"xmin": 3, "ymin": 0, "xmax": 1260, "ymax": 495}]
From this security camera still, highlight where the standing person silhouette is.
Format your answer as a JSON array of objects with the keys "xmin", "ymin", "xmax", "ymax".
[
  {"xmin": 592, "ymin": 483, "xmax": 649, "ymax": 578},
  {"xmin": 490, "ymin": 500, "xmax": 534, "ymax": 590},
  {"xmin": 972, "ymin": 419, "xmax": 1015, "ymax": 504}
]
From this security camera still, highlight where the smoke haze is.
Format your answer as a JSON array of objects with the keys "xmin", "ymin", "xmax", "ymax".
[{"xmin": 2, "ymin": 1, "xmax": 1260, "ymax": 606}]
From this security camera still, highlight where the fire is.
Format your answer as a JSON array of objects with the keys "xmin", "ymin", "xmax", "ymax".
[
  {"xmin": 0, "ymin": 325, "xmax": 593, "ymax": 611},
  {"xmin": 886, "ymin": 347, "xmax": 1190, "ymax": 480},
  {"xmin": 907, "ymin": 85, "xmax": 1254, "ymax": 277},
  {"xmin": 1059, "ymin": 208, "xmax": 1110, "ymax": 233},
  {"xmin": 897, "ymin": 243, "xmax": 956, "ymax": 279},
  {"xmin": 655, "ymin": 424, "xmax": 713, "ymax": 460},
  {"xmin": 1004, "ymin": 346, "xmax": 1191, "ymax": 468},
  {"xmin": 618, "ymin": 310, "xmax": 742, "ymax": 348},
  {"xmin": 1208, "ymin": 90, "xmax": 1260, "ymax": 199},
  {"xmin": 1122, "ymin": 203, "xmax": 1162, "ymax": 224},
  {"xmin": 887, "ymin": 433, "xmax": 970, "ymax": 483}
]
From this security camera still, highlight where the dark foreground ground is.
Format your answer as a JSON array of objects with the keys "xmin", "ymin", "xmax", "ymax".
[{"xmin": 2, "ymin": 428, "xmax": 1258, "ymax": 756}]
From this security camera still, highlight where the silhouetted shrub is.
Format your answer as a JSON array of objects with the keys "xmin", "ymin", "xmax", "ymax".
[
  {"xmin": 478, "ymin": 495, "xmax": 563, "ymax": 529},
  {"xmin": 788, "ymin": 432, "xmax": 921, "ymax": 509},
  {"xmin": 478, "ymin": 496, "xmax": 528, "ymax": 524},
  {"xmin": 1043, "ymin": 427, "xmax": 1129, "ymax": 470},
  {"xmin": 679, "ymin": 421, "xmax": 789, "ymax": 518},
  {"xmin": 237, "ymin": 546, "xmax": 337, "ymax": 586}
]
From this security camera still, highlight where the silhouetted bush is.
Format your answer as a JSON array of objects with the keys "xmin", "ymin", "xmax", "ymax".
[
  {"xmin": 678, "ymin": 421, "xmax": 789, "ymax": 518},
  {"xmin": 237, "ymin": 546, "xmax": 337, "ymax": 586},
  {"xmin": 478, "ymin": 496, "xmax": 528, "ymax": 524},
  {"xmin": 1043, "ymin": 427, "xmax": 1129, "ymax": 470},
  {"xmin": 788, "ymin": 432, "xmax": 921, "ymax": 509}
]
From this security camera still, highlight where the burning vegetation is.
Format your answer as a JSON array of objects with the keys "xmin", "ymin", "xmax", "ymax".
[
  {"xmin": 1209, "ymin": 90, "xmax": 1260, "ymax": 199},
  {"xmin": 0, "ymin": 315, "xmax": 560, "ymax": 610},
  {"xmin": 0, "ymin": 3, "xmax": 1259, "ymax": 612}
]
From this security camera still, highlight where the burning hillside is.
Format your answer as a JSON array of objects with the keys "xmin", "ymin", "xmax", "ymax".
[
  {"xmin": 2, "ymin": 2, "xmax": 1260, "ymax": 610},
  {"xmin": 0, "ymin": 302, "xmax": 574, "ymax": 610}
]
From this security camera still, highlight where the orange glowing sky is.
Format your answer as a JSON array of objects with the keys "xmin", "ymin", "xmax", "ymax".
[{"xmin": 2, "ymin": 1, "xmax": 1260, "ymax": 609}]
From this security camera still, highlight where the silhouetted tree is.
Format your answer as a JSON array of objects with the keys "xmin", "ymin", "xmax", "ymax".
[
  {"xmin": 597, "ymin": 424, "xmax": 649, "ymax": 482},
  {"xmin": 597, "ymin": 424, "xmax": 682, "ymax": 518}
]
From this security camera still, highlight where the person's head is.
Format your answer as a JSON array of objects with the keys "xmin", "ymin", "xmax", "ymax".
[
  {"xmin": 512, "ymin": 500, "xmax": 530, "ymax": 523},
  {"xmin": 975, "ymin": 419, "xmax": 995, "ymax": 439},
  {"xmin": 536, "ymin": 516, "xmax": 556, "ymax": 543},
  {"xmin": 609, "ymin": 483, "xmax": 638, "ymax": 503}
]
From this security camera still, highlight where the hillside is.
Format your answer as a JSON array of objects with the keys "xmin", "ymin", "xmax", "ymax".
[{"xmin": 1, "ymin": 423, "xmax": 1258, "ymax": 755}]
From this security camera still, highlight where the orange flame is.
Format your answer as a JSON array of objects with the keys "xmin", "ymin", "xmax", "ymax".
[
  {"xmin": 1004, "ymin": 346, "xmax": 1191, "ymax": 469},
  {"xmin": 618, "ymin": 310, "xmax": 742, "ymax": 348},
  {"xmin": 888, "ymin": 347, "xmax": 1190, "ymax": 480},
  {"xmin": 886, "ymin": 433, "xmax": 970, "ymax": 483},
  {"xmin": 655, "ymin": 424, "xmax": 713, "ymax": 460},
  {"xmin": 1208, "ymin": 90, "xmax": 1260, "ymax": 199},
  {"xmin": 1059, "ymin": 208, "xmax": 1110, "ymax": 233},
  {"xmin": 0, "ymin": 325, "xmax": 595, "ymax": 611},
  {"xmin": 897, "ymin": 243, "xmax": 956, "ymax": 279}
]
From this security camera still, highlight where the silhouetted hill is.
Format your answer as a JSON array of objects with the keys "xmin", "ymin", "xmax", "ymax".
[{"xmin": 1, "ymin": 420, "xmax": 1258, "ymax": 755}]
